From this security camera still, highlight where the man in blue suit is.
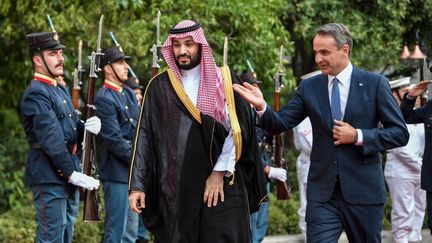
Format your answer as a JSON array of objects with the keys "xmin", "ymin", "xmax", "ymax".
[{"xmin": 233, "ymin": 23, "xmax": 409, "ymax": 243}]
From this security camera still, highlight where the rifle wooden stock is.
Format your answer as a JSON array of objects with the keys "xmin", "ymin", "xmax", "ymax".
[
  {"xmin": 72, "ymin": 89, "xmax": 79, "ymax": 110},
  {"xmin": 83, "ymin": 189, "xmax": 100, "ymax": 222},
  {"xmin": 273, "ymin": 92, "xmax": 291, "ymax": 200},
  {"xmin": 151, "ymin": 67, "xmax": 159, "ymax": 77}
]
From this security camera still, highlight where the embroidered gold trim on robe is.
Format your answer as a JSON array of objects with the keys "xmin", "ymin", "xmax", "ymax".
[
  {"xmin": 128, "ymin": 72, "xmax": 161, "ymax": 189},
  {"xmin": 167, "ymin": 69, "xmax": 202, "ymax": 124},
  {"xmin": 220, "ymin": 65, "xmax": 242, "ymax": 162}
]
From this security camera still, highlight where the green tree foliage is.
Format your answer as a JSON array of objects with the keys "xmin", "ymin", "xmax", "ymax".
[
  {"xmin": 0, "ymin": 109, "xmax": 28, "ymax": 213},
  {"xmin": 279, "ymin": 0, "xmax": 432, "ymax": 78},
  {"xmin": 1, "ymin": 0, "xmax": 432, "ymax": 237}
]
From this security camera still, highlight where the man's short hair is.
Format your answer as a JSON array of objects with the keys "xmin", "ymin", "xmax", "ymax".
[{"xmin": 316, "ymin": 23, "xmax": 353, "ymax": 56}]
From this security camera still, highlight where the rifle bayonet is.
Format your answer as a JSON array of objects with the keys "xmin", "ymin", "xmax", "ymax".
[
  {"xmin": 89, "ymin": 15, "xmax": 104, "ymax": 79},
  {"xmin": 276, "ymin": 45, "xmax": 284, "ymax": 93},
  {"xmin": 223, "ymin": 37, "xmax": 228, "ymax": 66},
  {"xmin": 72, "ymin": 40, "xmax": 83, "ymax": 111},
  {"xmin": 73, "ymin": 40, "xmax": 84, "ymax": 87},
  {"xmin": 78, "ymin": 40, "xmax": 83, "ymax": 73},
  {"xmin": 151, "ymin": 10, "xmax": 163, "ymax": 76},
  {"xmin": 156, "ymin": 10, "xmax": 161, "ymax": 46}
]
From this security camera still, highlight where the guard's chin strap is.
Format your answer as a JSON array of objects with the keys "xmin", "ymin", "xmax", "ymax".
[
  {"xmin": 109, "ymin": 63, "xmax": 124, "ymax": 84},
  {"xmin": 38, "ymin": 49, "xmax": 57, "ymax": 78}
]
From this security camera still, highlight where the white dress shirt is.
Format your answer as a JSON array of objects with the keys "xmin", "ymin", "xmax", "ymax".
[{"xmin": 181, "ymin": 66, "xmax": 235, "ymax": 176}]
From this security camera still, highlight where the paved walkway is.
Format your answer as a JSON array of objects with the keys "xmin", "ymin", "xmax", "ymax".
[{"xmin": 263, "ymin": 230, "xmax": 432, "ymax": 243}]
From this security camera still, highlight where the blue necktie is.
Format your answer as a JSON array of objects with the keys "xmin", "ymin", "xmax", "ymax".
[{"xmin": 331, "ymin": 78, "xmax": 342, "ymax": 121}]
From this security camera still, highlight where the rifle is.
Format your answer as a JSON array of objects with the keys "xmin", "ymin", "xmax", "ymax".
[
  {"xmin": 108, "ymin": 32, "xmax": 139, "ymax": 84},
  {"xmin": 150, "ymin": 10, "xmax": 162, "ymax": 77},
  {"xmin": 72, "ymin": 40, "xmax": 84, "ymax": 113},
  {"xmin": 273, "ymin": 45, "xmax": 291, "ymax": 200},
  {"xmin": 81, "ymin": 15, "xmax": 104, "ymax": 222}
]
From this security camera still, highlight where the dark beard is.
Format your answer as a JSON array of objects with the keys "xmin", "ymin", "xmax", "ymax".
[{"xmin": 174, "ymin": 46, "xmax": 202, "ymax": 70}]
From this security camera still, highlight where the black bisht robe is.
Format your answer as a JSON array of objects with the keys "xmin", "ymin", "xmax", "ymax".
[{"xmin": 129, "ymin": 68, "xmax": 267, "ymax": 243}]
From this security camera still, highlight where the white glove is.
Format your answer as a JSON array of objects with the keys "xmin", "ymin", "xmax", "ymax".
[
  {"xmin": 69, "ymin": 171, "xmax": 100, "ymax": 190},
  {"xmin": 84, "ymin": 116, "xmax": 101, "ymax": 135},
  {"xmin": 268, "ymin": 167, "xmax": 287, "ymax": 182}
]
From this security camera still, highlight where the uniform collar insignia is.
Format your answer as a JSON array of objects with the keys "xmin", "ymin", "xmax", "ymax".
[
  {"xmin": 104, "ymin": 79, "xmax": 123, "ymax": 92},
  {"xmin": 33, "ymin": 72, "xmax": 57, "ymax": 86}
]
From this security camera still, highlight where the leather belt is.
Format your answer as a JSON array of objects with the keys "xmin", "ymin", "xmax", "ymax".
[{"xmin": 29, "ymin": 142, "xmax": 78, "ymax": 155}]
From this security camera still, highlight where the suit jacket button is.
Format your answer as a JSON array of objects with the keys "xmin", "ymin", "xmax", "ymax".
[{"xmin": 334, "ymin": 160, "xmax": 337, "ymax": 164}]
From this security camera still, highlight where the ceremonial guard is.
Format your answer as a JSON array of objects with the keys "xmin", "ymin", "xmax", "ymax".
[
  {"xmin": 95, "ymin": 46, "xmax": 140, "ymax": 243},
  {"xmin": 21, "ymin": 31, "xmax": 100, "ymax": 243}
]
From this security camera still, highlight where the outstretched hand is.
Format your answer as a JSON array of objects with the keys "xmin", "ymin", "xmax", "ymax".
[
  {"xmin": 408, "ymin": 80, "xmax": 432, "ymax": 97},
  {"xmin": 232, "ymin": 82, "xmax": 266, "ymax": 111}
]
